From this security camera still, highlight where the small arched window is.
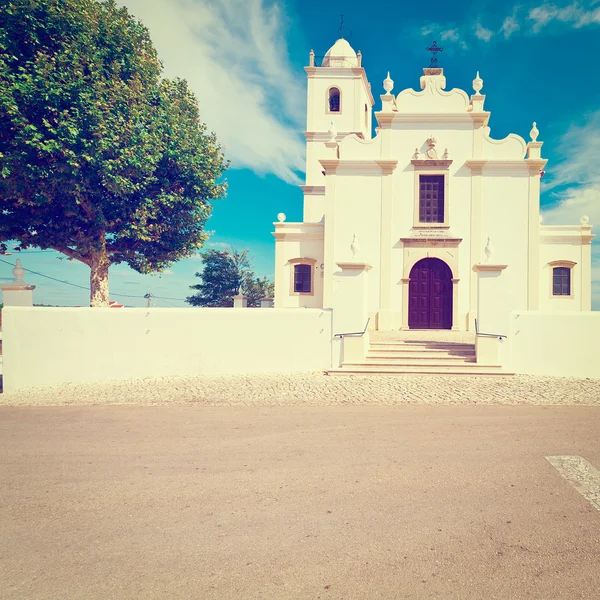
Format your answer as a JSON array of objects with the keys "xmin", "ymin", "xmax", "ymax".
[
  {"xmin": 294, "ymin": 264, "xmax": 312, "ymax": 293},
  {"xmin": 549, "ymin": 261, "xmax": 576, "ymax": 297},
  {"xmin": 288, "ymin": 258, "xmax": 317, "ymax": 295},
  {"xmin": 328, "ymin": 87, "xmax": 340, "ymax": 112}
]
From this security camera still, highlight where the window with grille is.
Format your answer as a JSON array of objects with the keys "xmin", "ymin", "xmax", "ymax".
[
  {"xmin": 328, "ymin": 88, "xmax": 340, "ymax": 112},
  {"xmin": 553, "ymin": 267, "xmax": 571, "ymax": 296},
  {"xmin": 419, "ymin": 175, "xmax": 445, "ymax": 223},
  {"xmin": 294, "ymin": 264, "xmax": 312, "ymax": 293}
]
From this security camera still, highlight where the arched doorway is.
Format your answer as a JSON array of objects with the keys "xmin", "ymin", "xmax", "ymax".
[{"xmin": 408, "ymin": 258, "xmax": 453, "ymax": 329}]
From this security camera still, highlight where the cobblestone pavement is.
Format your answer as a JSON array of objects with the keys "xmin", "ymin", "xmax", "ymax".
[{"xmin": 3, "ymin": 372, "xmax": 600, "ymax": 406}]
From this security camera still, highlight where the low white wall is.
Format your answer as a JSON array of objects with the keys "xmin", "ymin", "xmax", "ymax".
[
  {"xmin": 2, "ymin": 307, "xmax": 333, "ymax": 393},
  {"xmin": 508, "ymin": 311, "xmax": 600, "ymax": 378}
]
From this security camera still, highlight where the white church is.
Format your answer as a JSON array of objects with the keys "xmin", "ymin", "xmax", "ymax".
[{"xmin": 273, "ymin": 37, "xmax": 594, "ymax": 338}]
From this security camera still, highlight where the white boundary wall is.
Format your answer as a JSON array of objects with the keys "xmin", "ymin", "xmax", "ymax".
[
  {"xmin": 508, "ymin": 311, "xmax": 600, "ymax": 378},
  {"xmin": 2, "ymin": 307, "xmax": 333, "ymax": 393}
]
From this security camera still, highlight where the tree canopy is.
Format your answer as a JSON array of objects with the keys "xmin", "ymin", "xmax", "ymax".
[
  {"xmin": 0, "ymin": 0, "xmax": 228, "ymax": 306},
  {"xmin": 186, "ymin": 248, "xmax": 274, "ymax": 308}
]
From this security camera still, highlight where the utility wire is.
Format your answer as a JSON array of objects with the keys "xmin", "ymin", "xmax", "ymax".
[{"xmin": 0, "ymin": 257, "xmax": 188, "ymax": 303}]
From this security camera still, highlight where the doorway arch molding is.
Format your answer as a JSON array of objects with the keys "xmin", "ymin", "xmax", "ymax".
[{"xmin": 399, "ymin": 236, "xmax": 462, "ymax": 330}]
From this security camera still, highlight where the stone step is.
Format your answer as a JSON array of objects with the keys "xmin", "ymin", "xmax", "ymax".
[
  {"xmin": 328, "ymin": 364, "xmax": 512, "ymax": 376},
  {"xmin": 370, "ymin": 342, "xmax": 475, "ymax": 351},
  {"xmin": 368, "ymin": 349, "xmax": 476, "ymax": 359},
  {"xmin": 344, "ymin": 361, "xmax": 499, "ymax": 370},
  {"xmin": 365, "ymin": 357, "xmax": 477, "ymax": 365}
]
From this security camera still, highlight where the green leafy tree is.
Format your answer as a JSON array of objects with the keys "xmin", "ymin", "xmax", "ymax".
[
  {"xmin": 244, "ymin": 276, "xmax": 275, "ymax": 308},
  {"xmin": 0, "ymin": 0, "xmax": 228, "ymax": 306},
  {"xmin": 186, "ymin": 248, "xmax": 274, "ymax": 308}
]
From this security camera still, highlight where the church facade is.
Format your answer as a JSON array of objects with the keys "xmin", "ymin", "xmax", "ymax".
[{"xmin": 273, "ymin": 38, "xmax": 594, "ymax": 335}]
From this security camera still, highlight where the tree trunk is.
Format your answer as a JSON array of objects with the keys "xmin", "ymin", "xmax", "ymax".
[{"xmin": 89, "ymin": 253, "xmax": 110, "ymax": 307}]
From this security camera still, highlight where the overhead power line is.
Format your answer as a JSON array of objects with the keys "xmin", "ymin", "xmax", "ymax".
[{"xmin": 0, "ymin": 257, "xmax": 188, "ymax": 303}]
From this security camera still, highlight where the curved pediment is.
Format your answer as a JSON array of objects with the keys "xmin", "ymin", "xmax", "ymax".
[
  {"xmin": 395, "ymin": 70, "xmax": 470, "ymax": 114},
  {"xmin": 482, "ymin": 127, "xmax": 527, "ymax": 159},
  {"xmin": 338, "ymin": 132, "xmax": 382, "ymax": 160}
]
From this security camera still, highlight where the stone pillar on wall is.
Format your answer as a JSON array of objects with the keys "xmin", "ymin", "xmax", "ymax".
[
  {"xmin": 260, "ymin": 297, "xmax": 274, "ymax": 308},
  {"xmin": 232, "ymin": 289, "xmax": 248, "ymax": 308},
  {"xmin": 0, "ymin": 260, "xmax": 36, "ymax": 308}
]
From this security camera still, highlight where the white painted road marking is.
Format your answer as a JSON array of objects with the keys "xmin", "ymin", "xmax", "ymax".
[{"xmin": 546, "ymin": 456, "xmax": 600, "ymax": 512}]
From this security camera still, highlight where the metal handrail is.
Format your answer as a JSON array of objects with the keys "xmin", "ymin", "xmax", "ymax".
[
  {"xmin": 334, "ymin": 318, "xmax": 370, "ymax": 338},
  {"xmin": 475, "ymin": 318, "xmax": 507, "ymax": 339}
]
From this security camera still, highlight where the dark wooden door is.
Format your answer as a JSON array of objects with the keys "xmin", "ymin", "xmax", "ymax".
[{"xmin": 408, "ymin": 258, "xmax": 452, "ymax": 329}]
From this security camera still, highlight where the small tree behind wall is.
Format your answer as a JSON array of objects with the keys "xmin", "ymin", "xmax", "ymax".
[
  {"xmin": 0, "ymin": 0, "xmax": 228, "ymax": 306},
  {"xmin": 186, "ymin": 249, "xmax": 274, "ymax": 308}
]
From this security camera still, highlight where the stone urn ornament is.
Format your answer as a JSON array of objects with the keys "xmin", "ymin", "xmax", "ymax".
[
  {"xmin": 383, "ymin": 71, "xmax": 394, "ymax": 95},
  {"xmin": 12, "ymin": 258, "xmax": 26, "ymax": 283},
  {"xmin": 530, "ymin": 122, "xmax": 539, "ymax": 142},
  {"xmin": 472, "ymin": 71, "xmax": 483, "ymax": 95}
]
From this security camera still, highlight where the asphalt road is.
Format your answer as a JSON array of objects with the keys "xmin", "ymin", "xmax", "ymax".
[{"xmin": 1, "ymin": 405, "xmax": 600, "ymax": 599}]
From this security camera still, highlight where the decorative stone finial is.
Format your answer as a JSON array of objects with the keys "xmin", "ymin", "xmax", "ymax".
[
  {"xmin": 350, "ymin": 234, "xmax": 360, "ymax": 258},
  {"xmin": 484, "ymin": 237, "xmax": 493, "ymax": 262},
  {"xmin": 442, "ymin": 148, "xmax": 449, "ymax": 160},
  {"xmin": 580, "ymin": 215, "xmax": 590, "ymax": 225},
  {"xmin": 413, "ymin": 148, "xmax": 421, "ymax": 160},
  {"xmin": 277, "ymin": 212, "xmax": 286, "ymax": 222},
  {"xmin": 530, "ymin": 122, "xmax": 539, "ymax": 142},
  {"xmin": 12, "ymin": 259, "xmax": 25, "ymax": 283},
  {"xmin": 309, "ymin": 49, "xmax": 315, "ymax": 67},
  {"xmin": 472, "ymin": 71, "xmax": 483, "ymax": 94},
  {"xmin": 383, "ymin": 71, "xmax": 394, "ymax": 95}
]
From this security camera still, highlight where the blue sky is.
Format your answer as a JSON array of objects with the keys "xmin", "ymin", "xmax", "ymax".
[{"xmin": 1, "ymin": 0, "xmax": 599, "ymax": 308}]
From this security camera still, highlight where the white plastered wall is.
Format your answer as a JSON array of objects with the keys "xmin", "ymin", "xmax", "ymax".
[
  {"xmin": 1, "ymin": 307, "xmax": 334, "ymax": 393},
  {"xmin": 508, "ymin": 311, "xmax": 600, "ymax": 378},
  {"xmin": 478, "ymin": 172, "xmax": 530, "ymax": 334},
  {"xmin": 331, "ymin": 171, "xmax": 382, "ymax": 316}
]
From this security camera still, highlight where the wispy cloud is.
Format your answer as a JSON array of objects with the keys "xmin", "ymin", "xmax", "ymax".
[
  {"xmin": 474, "ymin": 23, "xmax": 494, "ymax": 42},
  {"xmin": 205, "ymin": 241, "xmax": 232, "ymax": 250},
  {"xmin": 501, "ymin": 16, "xmax": 520, "ymax": 38},
  {"xmin": 529, "ymin": 2, "xmax": 600, "ymax": 32},
  {"xmin": 417, "ymin": 1, "xmax": 600, "ymax": 48},
  {"xmin": 120, "ymin": 0, "xmax": 304, "ymax": 184}
]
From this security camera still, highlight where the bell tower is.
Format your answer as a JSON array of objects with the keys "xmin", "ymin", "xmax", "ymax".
[{"xmin": 303, "ymin": 38, "xmax": 374, "ymax": 221}]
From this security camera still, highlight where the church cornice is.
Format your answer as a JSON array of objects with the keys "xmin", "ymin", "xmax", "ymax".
[
  {"xmin": 272, "ymin": 221, "xmax": 324, "ymax": 242},
  {"xmin": 375, "ymin": 112, "xmax": 490, "ymax": 128},
  {"xmin": 399, "ymin": 236, "xmax": 462, "ymax": 247},
  {"xmin": 473, "ymin": 264, "xmax": 508, "ymax": 272},
  {"xmin": 300, "ymin": 185, "xmax": 326, "ymax": 195},
  {"xmin": 466, "ymin": 159, "xmax": 548, "ymax": 174},
  {"xmin": 319, "ymin": 159, "xmax": 398, "ymax": 175},
  {"xmin": 305, "ymin": 131, "xmax": 365, "ymax": 142}
]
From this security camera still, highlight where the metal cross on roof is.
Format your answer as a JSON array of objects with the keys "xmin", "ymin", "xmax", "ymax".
[
  {"xmin": 426, "ymin": 40, "xmax": 443, "ymax": 68},
  {"xmin": 338, "ymin": 14, "xmax": 352, "ymax": 40}
]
